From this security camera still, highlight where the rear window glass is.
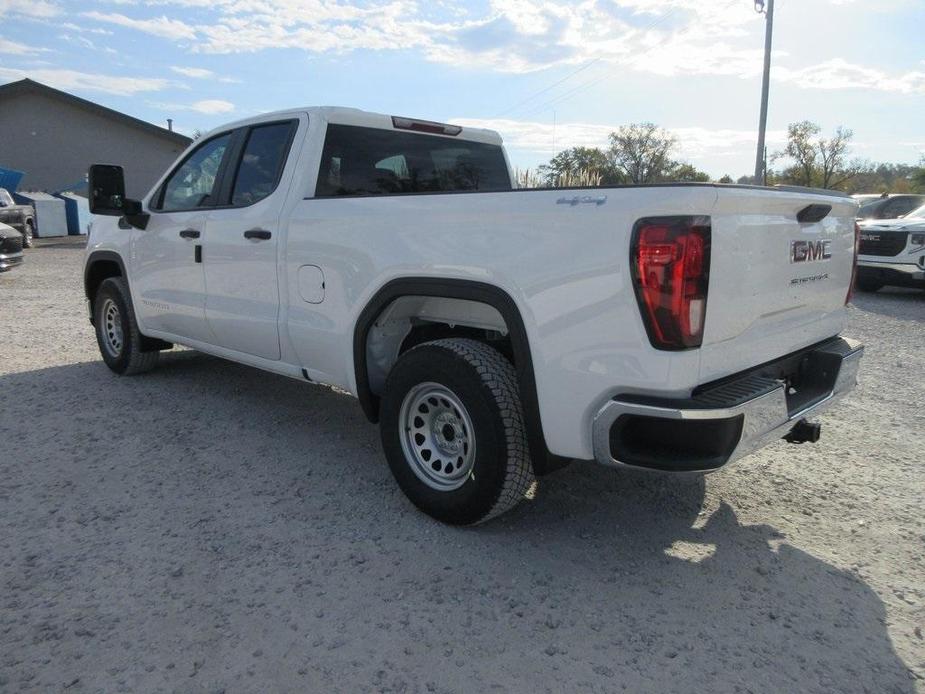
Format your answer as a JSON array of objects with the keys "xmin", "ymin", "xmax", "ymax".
[{"xmin": 315, "ymin": 124, "xmax": 511, "ymax": 197}]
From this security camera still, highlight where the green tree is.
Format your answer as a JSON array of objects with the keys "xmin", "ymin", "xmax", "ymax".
[
  {"xmin": 718, "ymin": 174, "xmax": 734, "ymax": 184},
  {"xmin": 845, "ymin": 161, "xmax": 921, "ymax": 194},
  {"xmin": 774, "ymin": 121, "xmax": 859, "ymax": 190},
  {"xmin": 537, "ymin": 146, "xmax": 623, "ymax": 186},
  {"xmin": 913, "ymin": 157, "xmax": 925, "ymax": 192},
  {"xmin": 608, "ymin": 122, "xmax": 677, "ymax": 184},
  {"xmin": 669, "ymin": 163, "xmax": 711, "ymax": 183},
  {"xmin": 535, "ymin": 123, "xmax": 713, "ymax": 187}
]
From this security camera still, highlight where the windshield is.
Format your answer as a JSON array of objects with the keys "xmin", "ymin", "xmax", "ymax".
[{"xmin": 903, "ymin": 203, "xmax": 925, "ymax": 219}]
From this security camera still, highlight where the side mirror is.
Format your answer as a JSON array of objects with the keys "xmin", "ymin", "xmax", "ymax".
[
  {"xmin": 88, "ymin": 164, "xmax": 148, "ymax": 229},
  {"xmin": 88, "ymin": 164, "xmax": 127, "ymax": 215}
]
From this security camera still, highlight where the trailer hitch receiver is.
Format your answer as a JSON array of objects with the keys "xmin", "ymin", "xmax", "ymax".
[{"xmin": 784, "ymin": 419, "xmax": 821, "ymax": 444}]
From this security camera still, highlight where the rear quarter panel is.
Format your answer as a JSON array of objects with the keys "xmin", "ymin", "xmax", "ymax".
[{"xmin": 282, "ymin": 185, "xmax": 720, "ymax": 459}]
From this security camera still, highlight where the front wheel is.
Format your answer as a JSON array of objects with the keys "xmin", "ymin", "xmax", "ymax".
[
  {"xmin": 94, "ymin": 277, "xmax": 159, "ymax": 375},
  {"xmin": 380, "ymin": 338, "xmax": 536, "ymax": 525}
]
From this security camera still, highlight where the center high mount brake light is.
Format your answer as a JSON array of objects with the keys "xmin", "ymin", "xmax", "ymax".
[{"xmin": 391, "ymin": 116, "xmax": 462, "ymax": 137}]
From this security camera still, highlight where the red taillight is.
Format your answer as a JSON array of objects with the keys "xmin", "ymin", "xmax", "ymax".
[
  {"xmin": 631, "ymin": 217, "xmax": 711, "ymax": 350},
  {"xmin": 846, "ymin": 221, "xmax": 860, "ymax": 305}
]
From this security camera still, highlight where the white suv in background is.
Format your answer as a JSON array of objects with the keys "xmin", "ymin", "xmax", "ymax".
[{"xmin": 856, "ymin": 203, "xmax": 925, "ymax": 292}]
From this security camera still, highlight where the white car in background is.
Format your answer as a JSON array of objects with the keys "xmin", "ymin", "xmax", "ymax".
[{"xmin": 856, "ymin": 202, "xmax": 925, "ymax": 292}]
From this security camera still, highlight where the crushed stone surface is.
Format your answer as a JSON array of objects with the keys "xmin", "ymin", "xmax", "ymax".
[{"xmin": 1, "ymin": 238, "xmax": 922, "ymax": 693}]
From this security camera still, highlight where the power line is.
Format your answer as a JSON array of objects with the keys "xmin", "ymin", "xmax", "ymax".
[
  {"xmin": 492, "ymin": 4, "xmax": 684, "ymax": 119},
  {"xmin": 515, "ymin": 0, "xmax": 741, "ymax": 122},
  {"xmin": 492, "ymin": 59, "xmax": 602, "ymax": 118}
]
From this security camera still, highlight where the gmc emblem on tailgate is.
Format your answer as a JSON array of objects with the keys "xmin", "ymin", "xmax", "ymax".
[{"xmin": 791, "ymin": 239, "xmax": 832, "ymax": 263}]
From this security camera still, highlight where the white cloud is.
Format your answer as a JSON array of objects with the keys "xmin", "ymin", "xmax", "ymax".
[
  {"xmin": 190, "ymin": 99, "xmax": 234, "ymax": 114},
  {"xmin": 58, "ymin": 22, "xmax": 112, "ymax": 35},
  {"xmin": 0, "ymin": 36, "xmax": 41, "ymax": 55},
  {"xmin": 167, "ymin": 66, "xmax": 240, "ymax": 83},
  {"xmin": 57, "ymin": 33, "xmax": 117, "ymax": 54},
  {"xmin": 0, "ymin": 0, "xmax": 60, "ymax": 19},
  {"xmin": 774, "ymin": 58, "xmax": 925, "ymax": 95},
  {"xmin": 152, "ymin": 98, "xmax": 235, "ymax": 114},
  {"xmin": 82, "ymin": 11, "xmax": 196, "ymax": 41},
  {"xmin": 0, "ymin": 66, "xmax": 171, "ymax": 95},
  {"xmin": 16, "ymin": 0, "xmax": 921, "ymax": 103},
  {"xmin": 170, "ymin": 66, "xmax": 214, "ymax": 79}
]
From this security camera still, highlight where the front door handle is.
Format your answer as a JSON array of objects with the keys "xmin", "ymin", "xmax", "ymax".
[
  {"xmin": 244, "ymin": 229, "xmax": 272, "ymax": 241},
  {"xmin": 179, "ymin": 229, "xmax": 200, "ymax": 239}
]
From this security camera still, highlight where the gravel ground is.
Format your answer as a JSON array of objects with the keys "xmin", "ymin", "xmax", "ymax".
[{"xmin": 1, "ymin": 238, "xmax": 923, "ymax": 694}]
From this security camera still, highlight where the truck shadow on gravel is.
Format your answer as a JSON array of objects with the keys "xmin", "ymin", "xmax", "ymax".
[
  {"xmin": 0, "ymin": 351, "xmax": 916, "ymax": 692},
  {"xmin": 851, "ymin": 287, "xmax": 925, "ymax": 322}
]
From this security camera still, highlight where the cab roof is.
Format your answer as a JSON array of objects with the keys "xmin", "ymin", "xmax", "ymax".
[{"xmin": 203, "ymin": 107, "xmax": 503, "ymax": 146}]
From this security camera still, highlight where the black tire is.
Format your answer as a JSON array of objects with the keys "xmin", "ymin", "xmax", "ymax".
[
  {"xmin": 380, "ymin": 338, "xmax": 536, "ymax": 525},
  {"xmin": 94, "ymin": 277, "xmax": 159, "ymax": 375},
  {"xmin": 855, "ymin": 277, "xmax": 883, "ymax": 293},
  {"xmin": 22, "ymin": 219, "xmax": 34, "ymax": 248}
]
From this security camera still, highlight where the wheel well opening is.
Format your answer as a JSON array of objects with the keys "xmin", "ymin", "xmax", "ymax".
[
  {"xmin": 365, "ymin": 295, "xmax": 511, "ymax": 397},
  {"xmin": 85, "ymin": 260, "xmax": 122, "ymax": 308}
]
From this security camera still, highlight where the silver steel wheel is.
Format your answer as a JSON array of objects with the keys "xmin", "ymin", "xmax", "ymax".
[
  {"xmin": 101, "ymin": 298, "xmax": 124, "ymax": 357},
  {"xmin": 399, "ymin": 382, "xmax": 476, "ymax": 491}
]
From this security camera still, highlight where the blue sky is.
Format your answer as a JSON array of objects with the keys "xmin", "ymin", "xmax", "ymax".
[{"xmin": 1, "ymin": 0, "xmax": 923, "ymax": 177}]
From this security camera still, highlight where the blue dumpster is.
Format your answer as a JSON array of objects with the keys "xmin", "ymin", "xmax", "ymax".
[
  {"xmin": 12, "ymin": 191, "xmax": 68, "ymax": 237},
  {"xmin": 0, "ymin": 166, "xmax": 24, "ymax": 192},
  {"xmin": 56, "ymin": 192, "xmax": 91, "ymax": 235}
]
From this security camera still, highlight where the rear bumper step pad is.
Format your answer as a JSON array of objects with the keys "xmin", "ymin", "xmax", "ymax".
[{"xmin": 592, "ymin": 337, "xmax": 863, "ymax": 472}]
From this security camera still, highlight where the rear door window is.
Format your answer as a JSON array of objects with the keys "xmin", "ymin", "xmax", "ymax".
[
  {"xmin": 315, "ymin": 124, "xmax": 511, "ymax": 197},
  {"xmin": 230, "ymin": 121, "xmax": 297, "ymax": 207}
]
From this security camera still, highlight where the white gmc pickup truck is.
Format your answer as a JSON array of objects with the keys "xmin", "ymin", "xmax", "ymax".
[{"xmin": 84, "ymin": 107, "xmax": 864, "ymax": 525}]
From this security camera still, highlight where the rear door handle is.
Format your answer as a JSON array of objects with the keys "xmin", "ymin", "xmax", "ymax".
[
  {"xmin": 244, "ymin": 229, "xmax": 272, "ymax": 241},
  {"xmin": 179, "ymin": 229, "xmax": 200, "ymax": 239}
]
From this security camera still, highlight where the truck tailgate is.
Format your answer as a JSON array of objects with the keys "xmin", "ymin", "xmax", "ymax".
[{"xmin": 699, "ymin": 188, "xmax": 858, "ymax": 384}]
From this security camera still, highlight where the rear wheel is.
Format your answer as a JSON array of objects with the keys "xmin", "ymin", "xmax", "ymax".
[
  {"xmin": 855, "ymin": 276, "xmax": 883, "ymax": 293},
  {"xmin": 94, "ymin": 277, "xmax": 159, "ymax": 375},
  {"xmin": 22, "ymin": 219, "xmax": 34, "ymax": 248},
  {"xmin": 380, "ymin": 338, "xmax": 535, "ymax": 525}
]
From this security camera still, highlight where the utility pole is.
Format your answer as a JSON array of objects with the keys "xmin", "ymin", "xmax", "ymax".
[{"xmin": 754, "ymin": 0, "xmax": 774, "ymax": 184}]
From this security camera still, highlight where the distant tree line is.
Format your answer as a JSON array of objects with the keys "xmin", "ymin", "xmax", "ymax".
[
  {"xmin": 523, "ymin": 120, "xmax": 925, "ymax": 194},
  {"xmin": 523, "ymin": 122, "xmax": 710, "ymax": 188}
]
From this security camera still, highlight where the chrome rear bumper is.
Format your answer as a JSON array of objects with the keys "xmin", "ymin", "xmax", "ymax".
[{"xmin": 592, "ymin": 337, "xmax": 863, "ymax": 472}]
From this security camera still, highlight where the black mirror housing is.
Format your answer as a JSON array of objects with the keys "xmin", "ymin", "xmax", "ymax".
[
  {"xmin": 88, "ymin": 164, "xmax": 149, "ymax": 229},
  {"xmin": 88, "ymin": 164, "xmax": 128, "ymax": 216}
]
